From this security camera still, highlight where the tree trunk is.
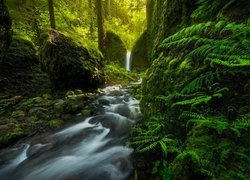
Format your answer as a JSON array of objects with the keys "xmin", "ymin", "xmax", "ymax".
[
  {"xmin": 95, "ymin": 0, "xmax": 106, "ymax": 55},
  {"xmin": 48, "ymin": 0, "xmax": 56, "ymax": 29},
  {"xmin": 105, "ymin": 0, "xmax": 111, "ymax": 18},
  {"xmin": 88, "ymin": 0, "xmax": 94, "ymax": 37}
]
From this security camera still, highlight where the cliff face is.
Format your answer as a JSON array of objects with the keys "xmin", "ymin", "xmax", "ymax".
[
  {"xmin": 133, "ymin": 1, "xmax": 250, "ymax": 179},
  {"xmin": 146, "ymin": 0, "xmax": 250, "ymax": 62},
  {"xmin": 146, "ymin": 0, "xmax": 196, "ymax": 61}
]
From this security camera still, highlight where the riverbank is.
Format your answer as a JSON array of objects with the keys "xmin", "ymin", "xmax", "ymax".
[{"xmin": 0, "ymin": 82, "xmax": 141, "ymax": 180}]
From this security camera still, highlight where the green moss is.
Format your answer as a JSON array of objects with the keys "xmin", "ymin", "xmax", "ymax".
[
  {"xmin": 81, "ymin": 109, "xmax": 92, "ymax": 117},
  {"xmin": 39, "ymin": 30, "xmax": 105, "ymax": 90},
  {"xmin": 105, "ymin": 63, "xmax": 138, "ymax": 85},
  {"xmin": 0, "ymin": 124, "xmax": 24, "ymax": 146},
  {"xmin": 134, "ymin": 19, "xmax": 250, "ymax": 179},
  {"xmin": 48, "ymin": 119, "xmax": 63, "ymax": 129},
  {"xmin": 104, "ymin": 30, "xmax": 127, "ymax": 67},
  {"xmin": 11, "ymin": 110, "xmax": 26, "ymax": 118},
  {"xmin": 0, "ymin": 0, "xmax": 12, "ymax": 62}
]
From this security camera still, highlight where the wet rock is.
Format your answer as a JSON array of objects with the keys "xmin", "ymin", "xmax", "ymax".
[
  {"xmin": 89, "ymin": 113, "xmax": 131, "ymax": 137},
  {"xmin": 81, "ymin": 109, "xmax": 92, "ymax": 117},
  {"xmin": 98, "ymin": 98, "xmax": 110, "ymax": 105}
]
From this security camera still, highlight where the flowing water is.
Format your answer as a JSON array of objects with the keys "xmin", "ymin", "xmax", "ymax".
[
  {"xmin": 0, "ymin": 84, "xmax": 141, "ymax": 180},
  {"xmin": 125, "ymin": 52, "xmax": 131, "ymax": 71}
]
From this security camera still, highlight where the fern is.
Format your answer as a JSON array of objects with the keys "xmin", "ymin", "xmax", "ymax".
[
  {"xmin": 187, "ymin": 116, "xmax": 229, "ymax": 134},
  {"xmin": 159, "ymin": 21, "xmax": 250, "ymax": 68}
]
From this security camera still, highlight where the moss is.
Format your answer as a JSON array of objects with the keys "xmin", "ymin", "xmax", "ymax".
[
  {"xmin": 81, "ymin": 109, "xmax": 92, "ymax": 117},
  {"xmin": 0, "ymin": 124, "xmax": 25, "ymax": 146},
  {"xmin": 39, "ymin": 30, "xmax": 105, "ymax": 90},
  {"xmin": 131, "ymin": 31, "xmax": 149, "ymax": 71},
  {"xmin": 104, "ymin": 30, "xmax": 127, "ymax": 67},
  {"xmin": 0, "ymin": 0, "xmax": 12, "ymax": 62},
  {"xmin": 135, "ymin": 11, "xmax": 250, "ymax": 179},
  {"xmin": 0, "ymin": 35, "xmax": 51, "ymax": 97},
  {"xmin": 48, "ymin": 119, "xmax": 63, "ymax": 129},
  {"xmin": 11, "ymin": 110, "xmax": 26, "ymax": 118},
  {"xmin": 105, "ymin": 63, "xmax": 138, "ymax": 85}
]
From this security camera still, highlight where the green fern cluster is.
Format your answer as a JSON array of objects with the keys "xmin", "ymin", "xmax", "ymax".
[
  {"xmin": 130, "ymin": 117, "xmax": 179, "ymax": 156},
  {"xmin": 159, "ymin": 21, "xmax": 250, "ymax": 68}
]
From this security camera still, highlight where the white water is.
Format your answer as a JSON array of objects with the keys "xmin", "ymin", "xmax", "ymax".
[
  {"xmin": 125, "ymin": 51, "xmax": 131, "ymax": 71},
  {"xmin": 0, "ymin": 84, "xmax": 141, "ymax": 180}
]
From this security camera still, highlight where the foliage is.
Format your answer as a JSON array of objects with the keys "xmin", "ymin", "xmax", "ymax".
[
  {"xmin": 105, "ymin": 63, "xmax": 138, "ymax": 85},
  {"xmin": 134, "ymin": 19, "xmax": 250, "ymax": 179}
]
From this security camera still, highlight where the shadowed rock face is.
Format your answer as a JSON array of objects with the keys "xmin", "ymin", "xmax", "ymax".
[
  {"xmin": 131, "ymin": 31, "xmax": 149, "ymax": 71},
  {"xmin": 39, "ymin": 30, "xmax": 105, "ymax": 90},
  {"xmin": 0, "ymin": 0, "xmax": 12, "ymax": 62}
]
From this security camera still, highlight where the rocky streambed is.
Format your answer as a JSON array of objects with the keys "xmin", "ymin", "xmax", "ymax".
[{"xmin": 0, "ymin": 83, "xmax": 141, "ymax": 180}]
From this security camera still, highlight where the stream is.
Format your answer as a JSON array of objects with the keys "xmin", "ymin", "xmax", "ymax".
[{"xmin": 0, "ymin": 84, "xmax": 141, "ymax": 180}]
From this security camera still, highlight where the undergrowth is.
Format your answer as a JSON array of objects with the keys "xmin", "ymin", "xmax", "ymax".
[{"xmin": 131, "ymin": 20, "xmax": 250, "ymax": 179}]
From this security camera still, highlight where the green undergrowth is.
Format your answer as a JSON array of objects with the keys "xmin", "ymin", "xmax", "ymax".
[
  {"xmin": 105, "ymin": 63, "xmax": 139, "ymax": 85},
  {"xmin": 131, "ymin": 20, "xmax": 250, "ymax": 179}
]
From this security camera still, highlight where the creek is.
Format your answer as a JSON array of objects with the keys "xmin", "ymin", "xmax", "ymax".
[{"xmin": 0, "ymin": 83, "xmax": 141, "ymax": 180}]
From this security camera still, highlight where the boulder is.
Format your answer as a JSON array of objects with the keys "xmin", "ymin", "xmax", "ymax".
[
  {"xmin": 39, "ymin": 30, "xmax": 105, "ymax": 90},
  {"xmin": 131, "ymin": 31, "xmax": 149, "ymax": 71},
  {"xmin": 104, "ymin": 31, "xmax": 127, "ymax": 67},
  {"xmin": 0, "ymin": 35, "xmax": 50, "ymax": 97},
  {"xmin": 0, "ymin": 0, "xmax": 12, "ymax": 62}
]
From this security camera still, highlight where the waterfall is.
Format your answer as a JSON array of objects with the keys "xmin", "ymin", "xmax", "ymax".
[{"xmin": 125, "ymin": 51, "xmax": 131, "ymax": 71}]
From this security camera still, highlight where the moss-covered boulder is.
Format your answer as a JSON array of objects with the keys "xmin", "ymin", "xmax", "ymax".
[
  {"xmin": 0, "ymin": 0, "xmax": 12, "ymax": 62},
  {"xmin": 0, "ymin": 35, "xmax": 50, "ymax": 97},
  {"xmin": 131, "ymin": 31, "xmax": 149, "ymax": 71},
  {"xmin": 104, "ymin": 30, "xmax": 127, "ymax": 67},
  {"xmin": 39, "ymin": 31, "xmax": 105, "ymax": 90}
]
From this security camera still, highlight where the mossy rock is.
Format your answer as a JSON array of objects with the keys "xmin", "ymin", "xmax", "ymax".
[
  {"xmin": 0, "ymin": 0, "xmax": 12, "ymax": 62},
  {"xmin": 39, "ymin": 30, "xmax": 105, "ymax": 91},
  {"xmin": 0, "ymin": 35, "xmax": 50, "ymax": 97},
  {"xmin": 54, "ymin": 100, "xmax": 72, "ymax": 114},
  {"xmin": 131, "ymin": 31, "xmax": 149, "ymax": 71},
  {"xmin": 81, "ymin": 109, "xmax": 92, "ymax": 117},
  {"xmin": 104, "ymin": 30, "xmax": 127, "ymax": 67},
  {"xmin": 48, "ymin": 119, "xmax": 63, "ymax": 129}
]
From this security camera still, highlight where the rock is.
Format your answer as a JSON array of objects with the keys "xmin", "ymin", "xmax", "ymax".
[
  {"xmin": 0, "ymin": 0, "xmax": 12, "ymax": 62},
  {"xmin": 131, "ymin": 31, "xmax": 149, "ymax": 71},
  {"xmin": 54, "ymin": 100, "xmax": 72, "ymax": 114},
  {"xmin": 28, "ymin": 107, "xmax": 49, "ymax": 120},
  {"xmin": 0, "ymin": 35, "xmax": 50, "ymax": 96},
  {"xmin": 81, "ymin": 109, "xmax": 92, "ymax": 117},
  {"xmin": 48, "ymin": 119, "xmax": 63, "ymax": 129},
  {"xmin": 11, "ymin": 110, "xmax": 26, "ymax": 118},
  {"xmin": 39, "ymin": 30, "xmax": 105, "ymax": 90},
  {"xmin": 104, "ymin": 31, "xmax": 127, "ymax": 67},
  {"xmin": 42, "ymin": 94, "xmax": 52, "ymax": 100},
  {"xmin": 74, "ymin": 89, "xmax": 83, "ymax": 95},
  {"xmin": 98, "ymin": 98, "xmax": 110, "ymax": 105},
  {"xmin": 66, "ymin": 91, "xmax": 75, "ymax": 97}
]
